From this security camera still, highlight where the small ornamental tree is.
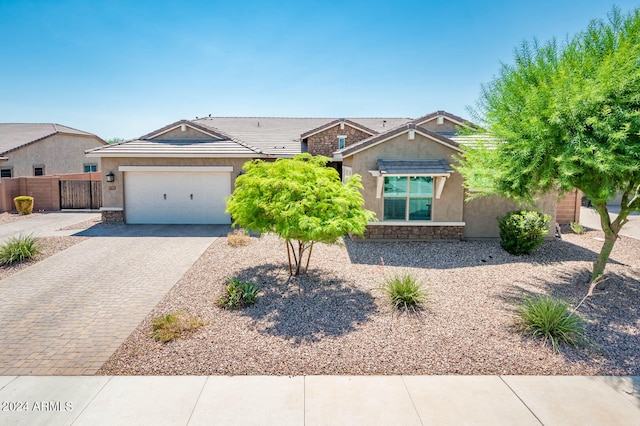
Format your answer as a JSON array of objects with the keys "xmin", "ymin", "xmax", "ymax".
[
  {"xmin": 455, "ymin": 7, "xmax": 640, "ymax": 293},
  {"xmin": 226, "ymin": 153, "xmax": 375, "ymax": 275}
]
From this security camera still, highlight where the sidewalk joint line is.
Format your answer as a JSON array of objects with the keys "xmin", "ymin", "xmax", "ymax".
[
  {"xmin": 187, "ymin": 376, "xmax": 209, "ymax": 425},
  {"xmin": 70, "ymin": 376, "xmax": 112, "ymax": 425},
  {"xmin": 401, "ymin": 375, "xmax": 424, "ymax": 426},
  {"xmin": 499, "ymin": 376, "xmax": 544, "ymax": 425}
]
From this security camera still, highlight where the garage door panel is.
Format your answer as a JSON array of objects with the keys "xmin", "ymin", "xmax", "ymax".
[{"xmin": 124, "ymin": 170, "xmax": 231, "ymax": 224}]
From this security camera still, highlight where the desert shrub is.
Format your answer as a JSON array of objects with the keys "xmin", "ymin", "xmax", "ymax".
[
  {"xmin": 569, "ymin": 221, "xmax": 585, "ymax": 234},
  {"xmin": 498, "ymin": 210, "xmax": 550, "ymax": 255},
  {"xmin": 516, "ymin": 295, "xmax": 586, "ymax": 352},
  {"xmin": 151, "ymin": 311, "xmax": 204, "ymax": 343},
  {"xmin": 0, "ymin": 233, "xmax": 40, "ymax": 265},
  {"xmin": 227, "ymin": 228, "xmax": 250, "ymax": 246},
  {"xmin": 218, "ymin": 278, "xmax": 259, "ymax": 309},
  {"xmin": 382, "ymin": 272, "xmax": 427, "ymax": 312},
  {"xmin": 13, "ymin": 196, "xmax": 34, "ymax": 215}
]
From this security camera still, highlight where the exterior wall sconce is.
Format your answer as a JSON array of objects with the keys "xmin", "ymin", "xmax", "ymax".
[{"xmin": 106, "ymin": 172, "xmax": 115, "ymax": 183}]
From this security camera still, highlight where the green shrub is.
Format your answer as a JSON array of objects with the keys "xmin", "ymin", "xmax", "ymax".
[
  {"xmin": 0, "ymin": 233, "xmax": 40, "ymax": 265},
  {"xmin": 498, "ymin": 210, "xmax": 551, "ymax": 255},
  {"xmin": 569, "ymin": 221, "xmax": 585, "ymax": 234},
  {"xmin": 382, "ymin": 272, "xmax": 427, "ymax": 312},
  {"xmin": 218, "ymin": 278, "xmax": 259, "ymax": 309},
  {"xmin": 13, "ymin": 196, "xmax": 34, "ymax": 215},
  {"xmin": 151, "ymin": 310, "xmax": 204, "ymax": 343},
  {"xmin": 516, "ymin": 295, "xmax": 586, "ymax": 352}
]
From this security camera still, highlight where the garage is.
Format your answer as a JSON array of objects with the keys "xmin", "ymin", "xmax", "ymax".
[{"xmin": 122, "ymin": 166, "xmax": 232, "ymax": 224}]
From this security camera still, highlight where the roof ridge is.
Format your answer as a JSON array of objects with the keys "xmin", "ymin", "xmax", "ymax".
[{"xmin": 193, "ymin": 116, "xmax": 412, "ymax": 120}]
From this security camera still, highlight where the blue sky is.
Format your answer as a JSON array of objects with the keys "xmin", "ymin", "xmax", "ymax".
[{"xmin": 0, "ymin": 1, "xmax": 635, "ymax": 140}]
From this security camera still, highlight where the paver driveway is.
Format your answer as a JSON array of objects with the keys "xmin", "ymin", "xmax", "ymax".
[{"xmin": 0, "ymin": 217, "xmax": 225, "ymax": 375}]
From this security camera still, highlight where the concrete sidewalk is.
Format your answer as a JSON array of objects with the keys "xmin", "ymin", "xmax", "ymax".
[
  {"xmin": 580, "ymin": 206, "xmax": 640, "ymax": 240},
  {"xmin": 0, "ymin": 375, "xmax": 638, "ymax": 425}
]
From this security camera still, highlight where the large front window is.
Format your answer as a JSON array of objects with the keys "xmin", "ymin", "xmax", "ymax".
[{"xmin": 383, "ymin": 176, "xmax": 433, "ymax": 220}]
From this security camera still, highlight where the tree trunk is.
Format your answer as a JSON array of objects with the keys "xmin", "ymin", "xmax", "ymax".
[{"xmin": 588, "ymin": 200, "xmax": 633, "ymax": 294}]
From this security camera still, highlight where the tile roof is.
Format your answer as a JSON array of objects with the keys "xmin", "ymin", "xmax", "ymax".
[
  {"xmin": 0, "ymin": 123, "xmax": 103, "ymax": 155},
  {"xmin": 193, "ymin": 117, "xmax": 411, "ymax": 157},
  {"xmin": 86, "ymin": 139, "xmax": 259, "ymax": 158},
  {"xmin": 88, "ymin": 112, "xmax": 474, "ymax": 159}
]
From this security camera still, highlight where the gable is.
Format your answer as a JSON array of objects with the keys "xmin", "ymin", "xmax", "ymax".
[
  {"xmin": 153, "ymin": 126, "xmax": 224, "ymax": 141},
  {"xmin": 411, "ymin": 111, "xmax": 477, "ymax": 137},
  {"xmin": 301, "ymin": 119, "xmax": 377, "ymax": 139},
  {"xmin": 140, "ymin": 120, "xmax": 231, "ymax": 142},
  {"xmin": 339, "ymin": 124, "xmax": 462, "ymax": 159}
]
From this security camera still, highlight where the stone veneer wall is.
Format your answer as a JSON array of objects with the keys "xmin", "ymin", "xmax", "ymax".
[
  {"xmin": 102, "ymin": 210, "xmax": 124, "ymax": 222},
  {"xmin": 361, "ymin": 225, "xmax": 465, "ymax": 240},
  {"xmin": 307, "ymin": 125, "xmax": 373, "ymax": 157}
]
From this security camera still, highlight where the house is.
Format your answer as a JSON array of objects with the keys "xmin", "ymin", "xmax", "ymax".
[
  {"xmin": 86, "ymin": 112, "xmax": 557, "ymax": 239},
  {"xmin": 0, "ymin": 123, "xmax": 106, "ymax": 177}
]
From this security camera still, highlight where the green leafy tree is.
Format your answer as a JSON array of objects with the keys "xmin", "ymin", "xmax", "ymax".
[
  {"xmin": 456, "ymin": 8, "xmax": 640, "ymax": 292},
  {"xmin": 226, "ymin": 153, "xmax": 375, "ymax": 275},
  {"xmin": 107, "ymin": 138, "xmax": 125, "ymax": 144}
]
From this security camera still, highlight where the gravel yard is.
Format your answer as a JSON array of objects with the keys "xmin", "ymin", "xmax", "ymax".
[
  {"xmin": 98, "ymin": 230, "xmax": 640, "ymax": 376},
  {"xmin": 0, "ymin": 211, "xmax": 43, "ymax": 225}
]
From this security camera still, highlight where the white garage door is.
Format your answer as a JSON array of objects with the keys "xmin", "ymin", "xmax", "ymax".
[{"xmin": 123, "ymin": 167, "xmax": 231, "ymax": 224}]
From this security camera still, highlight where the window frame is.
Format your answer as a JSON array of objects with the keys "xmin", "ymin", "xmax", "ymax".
[
  {"xmin": 337, "ymin": 135, "xmax": 347, "ymax": 150},
  {"xmin": 0, "ymin": 168, "xmax": 12, "ymax": 178},
  {"xmin": 33, "ymin": 165, "xmax": 45, "ymax": 176},
  {"xmin": 84, "ymin": 163, "xmax": 97, "ymax": 173},
  {"xmin": 383, "ymin": 175, "xmax": 434, "ymax": 221}
]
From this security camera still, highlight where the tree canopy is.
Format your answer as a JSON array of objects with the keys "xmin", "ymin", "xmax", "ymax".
[
  {"xmin": 226, "ymin": 153, "xmax": 375, "ymax": 275},
  {"xmin": 455, "ymin": 7, "xmax": 640, "ymax": 289}
]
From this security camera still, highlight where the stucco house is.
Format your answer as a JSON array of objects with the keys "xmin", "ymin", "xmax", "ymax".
[
  {"xmin": 0, "ymin": 123, "xmax": 106, "ymax": 177},
  {"xmin": 86, "ymin": 111, "xmax": 557, "ymax": 239}
]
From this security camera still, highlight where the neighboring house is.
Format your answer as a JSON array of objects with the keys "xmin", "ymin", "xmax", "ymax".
[
  {"xmin": 0, "ymin": 123, "xmax": 106, "ymax": 177},
  {"xmin": 86, "ymin": 111, "xmax": 557, "ymax": 239}
]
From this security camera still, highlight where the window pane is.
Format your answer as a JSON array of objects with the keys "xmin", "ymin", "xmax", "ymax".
[
  {"xmin": 384, "ymin": 198, "xmax": 406, "ymax": 220},
  {"xmin": 410, "ymin": 176, "xmax": 433, "ymax": 196},
  {"xmin": 1, "ymin": 169, "xmax": 11, "ymax": 178},
  {"xmin": 409, "ymin": 198, "xmax": 432, "ymax": 220},
  {"xmin": 383, "ymin": 176, "xmax": 407, "ymax": 197},
  {"xmin": 34, "ymin": 167, "xmax": 44, "ymax": 176}
]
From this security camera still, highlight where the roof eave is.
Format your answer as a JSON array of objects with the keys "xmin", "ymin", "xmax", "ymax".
[{"xmin": 85, "ymin": 152, "xmax": 266, "ymax": 158}]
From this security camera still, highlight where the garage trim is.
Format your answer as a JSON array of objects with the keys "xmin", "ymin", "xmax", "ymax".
[{"xmin": 119, "ymin": 166, "xmax": 233, "ymax": 172}]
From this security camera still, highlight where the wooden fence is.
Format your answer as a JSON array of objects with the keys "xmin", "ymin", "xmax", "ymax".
[
  {"xmin": 60, "ymin": 180, "xmax": 102, "ymax": 209},
  {"xmin": 0, "ymin": 173, "xmax": 102, "ymax": 212}
]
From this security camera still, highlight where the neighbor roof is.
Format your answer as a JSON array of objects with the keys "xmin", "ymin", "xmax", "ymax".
[{"xmin": 0, "ymin": 123, "xmax": 104, "ymax": 155}]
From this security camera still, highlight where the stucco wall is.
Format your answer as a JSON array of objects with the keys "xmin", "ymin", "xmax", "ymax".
[
  {"xmin": 347, "ymin": 132, "xmax": 465, "ymax": 222},
  {"xmin": 307, "ymin": 124, "xmax": 372, "ymax": 157},
  {"xmin": 100, "ymin": 157, "xmax": 252, "ymax": 208},
  {"xmin": 1, "ymin": 134, "xmax": 104, "ymax": 177},
  {"xmin": 462, "ymin": 192, "xmax": 558, "ymax": 239}
]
